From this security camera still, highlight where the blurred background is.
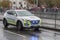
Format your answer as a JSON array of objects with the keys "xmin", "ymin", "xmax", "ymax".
[
  {"xmin": 0, "ymin": 0, "xmax": 60, "ymax": 40},
  {"xmin": 0, "ymin": 0, "xmax": 60, "ymax": 29},
  {"xmin": 0, "ymin": 0, "xmax": 60, "ymax": 12}
]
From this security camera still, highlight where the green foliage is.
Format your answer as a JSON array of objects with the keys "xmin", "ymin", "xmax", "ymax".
[
  {"xmin": 0, "ymin": 1, "xmax": 2, "ymax": 7},
  {"xmin": 1, "ymin": 0, "xmax": 11, "ymax": 8},
  {"xmin": 27, "ymin": 0, "xmax": 34, "ymax": 4},
  {"xmin": 46, "ymin": 0, "xmax": 52, "ymax": 7},
  {"xmin": 56, "ymin": 0, "xmax": 60, "ymax": 7},
  {"xmin": 27, "ymin": 0, "xmax": 60, "ymax": 7}
]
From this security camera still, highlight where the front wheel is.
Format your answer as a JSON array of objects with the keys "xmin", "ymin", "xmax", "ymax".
[
  {"xmin": 3, "ymin": 19, "xmax": 8, "ymax": 29},
  {"xmin": 16, "ymin": 21, "xmax": 23, "ymax": 31}
]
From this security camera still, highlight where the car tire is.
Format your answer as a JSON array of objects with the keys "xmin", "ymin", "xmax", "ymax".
[
  {"xmin": 3, "ymin": 19, "xmax": 8, "ymax": 29},
  {"xmin": 16, "ymin": 21, "xmax": 23, "ymax": 31}
]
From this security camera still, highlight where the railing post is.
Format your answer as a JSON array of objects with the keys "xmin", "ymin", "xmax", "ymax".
[
  {"xmin": 55, "ymin": 12, "xmax": 58, "ymax": 29},
  {"xmin": 55, "ymin": 13, "xmax": 57, "ymax": 29}
]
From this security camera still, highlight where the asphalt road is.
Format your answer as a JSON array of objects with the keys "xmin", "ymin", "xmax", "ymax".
[{"xmin": 0, "ymin": 21, "xmax": 60, "ymax": 40}]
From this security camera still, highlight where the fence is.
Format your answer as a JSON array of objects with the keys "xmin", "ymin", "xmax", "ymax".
[{"xmin": 31, "ymin": 11, "xmax": 60, "ymax": 29}]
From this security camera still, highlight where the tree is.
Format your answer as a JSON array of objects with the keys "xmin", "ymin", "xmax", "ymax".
[
  {"xmin": 1, "ymin": 0, "xmax": 11, "ymax": 8},
  {"xmin": 56, "ymin": 0, "xmax": 60, "ymax": 7},
  {"xmin": 0, "ymin": 1, "xmax": 1, "ymax": 7},
  {"xmin": 27, "ymin": 0, "xmax": 34, "ymax": 4},
  {"xmin": 27, "ymin": 0, "xmax": 60, "ymax": 7}
]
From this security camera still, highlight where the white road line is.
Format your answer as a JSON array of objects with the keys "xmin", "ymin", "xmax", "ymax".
[{"xmin": 4, "ymin": 30, "xmax": 26, "ymax": 40}]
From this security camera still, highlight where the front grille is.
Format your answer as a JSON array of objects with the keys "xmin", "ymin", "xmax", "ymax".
[{"xmin": 31, "ymin": 20, "xmax": 40, "ymax": 24}]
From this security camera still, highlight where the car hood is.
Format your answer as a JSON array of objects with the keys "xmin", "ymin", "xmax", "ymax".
[{"xmin": 17, "ymin": 16, "xmax": 41, "ymax": 20}]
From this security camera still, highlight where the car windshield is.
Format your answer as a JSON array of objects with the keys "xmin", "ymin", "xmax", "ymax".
[{"xmin": 17, "ymin": 10, "xmax": 34, "ymax": 16}]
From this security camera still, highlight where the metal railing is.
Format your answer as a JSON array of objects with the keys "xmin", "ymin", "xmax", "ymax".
[{"xmin": 30, "ymin": 11, "xmax": 60, "ymax": 29}]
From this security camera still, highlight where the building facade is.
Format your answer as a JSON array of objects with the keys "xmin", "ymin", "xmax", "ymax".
[
  {"xmin": 9, "ymin": 0, "xmax": 27, "ymax": 9},
  {"xmin": 1, "ymin": 0, "xmax": 37, "ymax": 9}
]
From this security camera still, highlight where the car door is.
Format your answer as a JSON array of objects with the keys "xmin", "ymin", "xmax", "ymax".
[{"xmin": 7, "ymin": 11, "xmax": 17, "ymax": 25}]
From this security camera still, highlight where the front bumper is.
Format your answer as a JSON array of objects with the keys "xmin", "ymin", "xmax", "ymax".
[
  {"xmin": 23, "ymin": 24, "xmax": 41, "ymax": 28},
  {"xmin": 23, "ymin": 20, "xmax": 42, "ymax": 28}
]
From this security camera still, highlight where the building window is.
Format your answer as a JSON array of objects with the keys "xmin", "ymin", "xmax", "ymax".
[
  {"xmin": 19, "ymin": 2, "xmax": 22, "ymax": 7},
  {"xmin": 13, "ymin": 2, "xmax": 16, "ymax": 4},
  {"xmin": 19, "ymin": 2, "xmax": 21, "ymax": 4},
  {"xmin": 24, "ymin": 2, "xmax": 26, "ymax": 5}
]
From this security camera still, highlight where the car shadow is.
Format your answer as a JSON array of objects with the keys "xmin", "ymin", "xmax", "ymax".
[{"xmin": 3, "ymin": 26, "xmax": 42, "ymax": 36}]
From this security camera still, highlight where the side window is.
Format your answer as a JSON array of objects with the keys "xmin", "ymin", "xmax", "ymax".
[
  {"xmin": 7, "ymin": 11, "xmax": 13, "ymax": 15},
  {"xmin": 12, "ymin": 11, "xmax": 17, "ymax": 16},
  {"xmin": 7, "ymin": 11, "xmax": 16, "ymax": 15}
]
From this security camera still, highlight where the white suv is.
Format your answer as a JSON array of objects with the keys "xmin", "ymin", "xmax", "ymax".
[{"xmin": 3, "ymin": 10, "xmax": 42, "ymax": 30}]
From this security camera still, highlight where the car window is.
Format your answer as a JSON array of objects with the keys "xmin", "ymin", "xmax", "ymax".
[
  {"xmin": 7, "ymin": 11, "xmax": 13, "ymax": 15},
  {"xmin": 7, "ymin": 11, "xmax": 16, "ymax": 15},
  {"xmin": 17, "ymin": 11, "xmax": 34, "ymax": 16}
]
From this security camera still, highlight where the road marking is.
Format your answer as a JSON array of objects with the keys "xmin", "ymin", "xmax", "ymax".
[{"xmin": 4, "ymin": 30, "xmax": 26, "ymax": 40}]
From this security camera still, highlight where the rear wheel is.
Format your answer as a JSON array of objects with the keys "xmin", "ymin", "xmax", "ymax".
[
  {"xmin": 3, "ymin": 19, "xmax": 8, "ymax": 29},
  {"xmin": 16, "ymin": 21, "xmax": 23, "ymax": 31}
]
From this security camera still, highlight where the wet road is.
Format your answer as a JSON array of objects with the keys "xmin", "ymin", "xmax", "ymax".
[{"xmin": 0, "ymin": 21, "xmax": 60, "ymax": 40}]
